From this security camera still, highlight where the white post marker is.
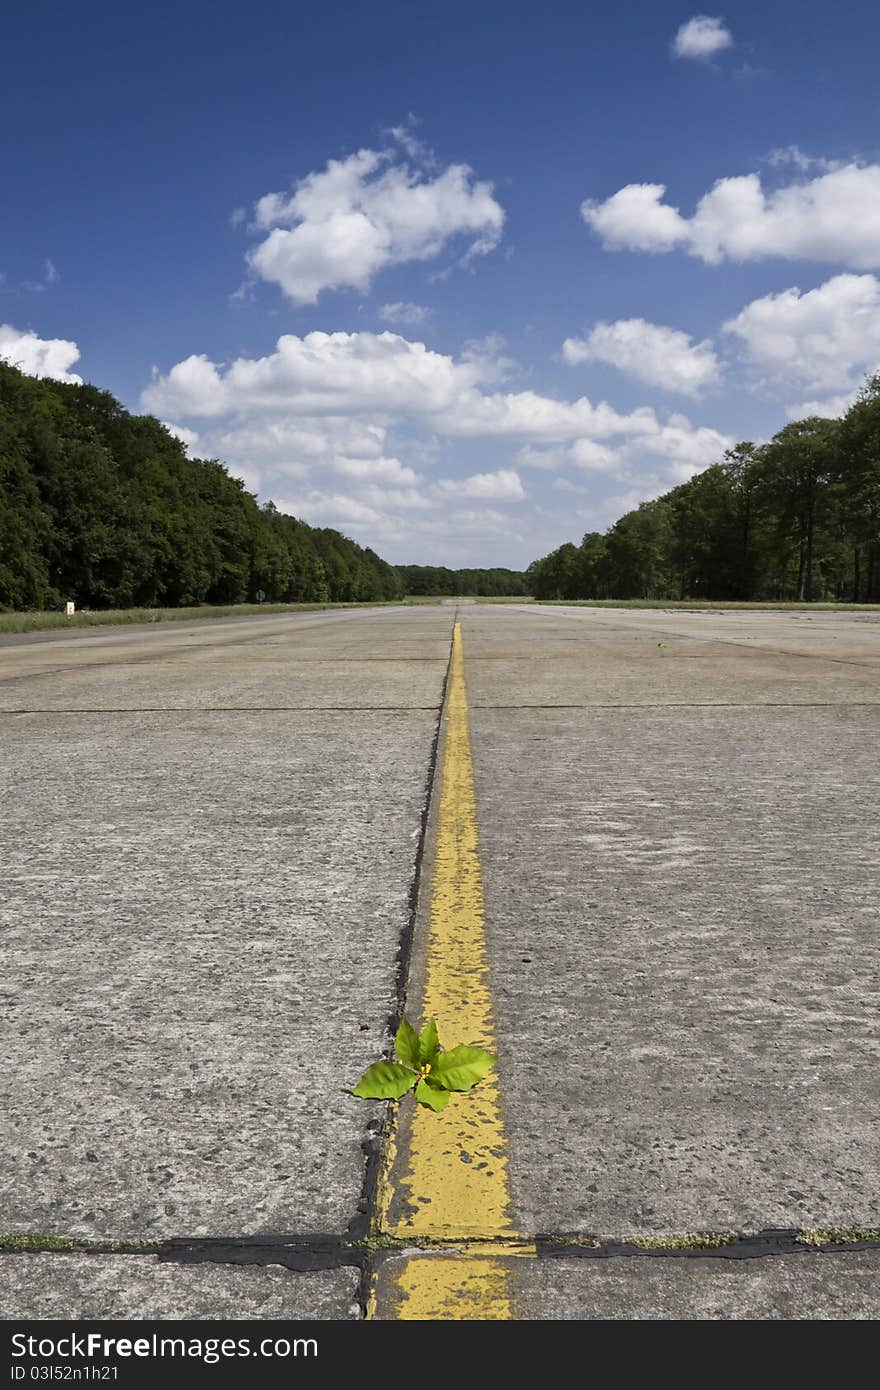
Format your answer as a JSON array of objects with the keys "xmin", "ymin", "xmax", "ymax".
[{"xmin": 64, "ymin": 601, "xmax": 75, "ymax": 616}]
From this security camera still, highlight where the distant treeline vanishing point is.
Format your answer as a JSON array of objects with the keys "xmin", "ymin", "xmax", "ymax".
[
  {"xmin": 526, "ymin": 377, "xmax": 880, "ymax": 603},
  {"xmin": 0, "ymin": 362, "xmax": 523, "ymax": 610}
]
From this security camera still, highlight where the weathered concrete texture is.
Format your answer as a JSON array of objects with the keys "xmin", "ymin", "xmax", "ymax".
[
  {"xmin": 0, "ymin": 607, "xmax": 453, "ymax": 1239},
  {"xmin": 0, "ymin": 607, "xmax": 450, "ymax": 711},
  {"xmin": 463, "ymin": 604, "xmax": 880, "ymax": 707},
  {"xmin": 373, "ymin": 1249, "xmax": 880, "ymax": 1320},
  {"xmin": 461, "ymin": 606, "xmax": 880, "ymax": 1237},
  {"xmin": 0, "ymin": 1254, "xmax": 358, "ymax": 1319}
]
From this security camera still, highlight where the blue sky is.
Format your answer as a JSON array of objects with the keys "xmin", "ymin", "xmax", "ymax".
[{"xmin": 3, "ymin": 2, "xmax": 880, "ymax": 567}]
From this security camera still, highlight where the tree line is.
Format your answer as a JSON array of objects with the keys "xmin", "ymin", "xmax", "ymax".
[
  {"xmin": 526, "ymin": 377, "xmax": 880, "ymax": 603},
  {"xmin": 396, "ymin": 564, "xmax": 527, "ymax": 597},
  {"xmin": 0, "ymin": 362, "xmax": 525, "ymax": 609}
]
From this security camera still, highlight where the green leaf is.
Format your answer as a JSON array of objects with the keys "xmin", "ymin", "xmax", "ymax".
[
  {"xmin": 415, "ymin": 1078, "xmax": 451, "ymax": 1112},
  {"xmin": 350, "ymin": 1061, "xmax": 417, "ymax": 1100},
  {"xmin": 418, "ymin": 1017, "xmax": 441, "ymax": 1066},
  {"xmin": 395, "ymin": 1017, "xmax": 420, "ymax": 1069},
  {"xmin": 430, "ymin": 1045, "xmax": 496, "ymax": 1092}
]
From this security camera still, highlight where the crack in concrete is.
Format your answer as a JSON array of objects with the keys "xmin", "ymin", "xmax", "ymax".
[
  {"xmin": 0, "ymin": 611, "xmax": 381, "ymax": 684},
  {"xmin": 3, "ymin": 1227, "xmax": 877, "ymax": 1273},
  {"xmin": 0, "ymin": 706, "xmax": 443, "ymax": 715},
  {"xmin": 348, "ymin": 614, "xmax": 459, "ymax": 1316},
  {"xmin": 468, "ymin": 701, "xmax": 880, "ymax": 710}
]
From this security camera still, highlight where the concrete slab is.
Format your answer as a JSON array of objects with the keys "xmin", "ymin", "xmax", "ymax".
[
  {"xmin": 0, "ymin": 606, "xmax": 454, "ymax": 1240},
  {"xmin": 460, "ymin": 606, "xmax": 880, "ymax": 1236},
  {"xmin": 5, "ymin": 600, "xmax": 878, "ymax": 1321},
  {"xmin": 0, "ymin": 1253, "xmax": 358, "ymax": 1319},
  {"xmin": 0, "ymin": 608, "xmax": 450, "ymax": 711},
  {"xmin": 373, "ymin": 1249, "xmax": 880, "ymax": 1320},
  {"xmin": 461, "ymin": 605, "xmax": 880, "ymax": 707}
]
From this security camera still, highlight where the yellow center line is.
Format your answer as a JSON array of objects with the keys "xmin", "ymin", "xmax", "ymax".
[{"xmin": 371, "ymin": 619, "xmax": 533, "ymax": 1319}]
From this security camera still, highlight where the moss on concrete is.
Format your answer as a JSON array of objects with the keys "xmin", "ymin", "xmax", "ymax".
[
  {"xmin": 797, "ymin": 1226, "xmax": 880, "ymax": 1247},
  {"xmin": 0, "ymin": 1233, "xmax": 158, "ymax": 1253}
]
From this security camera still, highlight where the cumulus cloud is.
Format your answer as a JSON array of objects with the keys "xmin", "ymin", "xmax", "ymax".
[
  {"xmin": 671, "ymin": 16, "xmax": 732, "ymax": 61},
  {"xmin": 619, "ymin": 415, "xmax": 731, "ymax": 470},
  {"xmin": 583, "ymin": 183, "xmax": 687, "ymax": 254},
  {"xmin": 723, "ymin": 273, "xmax": 880, "ymax": 394},
  {"xmin": 785, "ymin": 391, "xmax": 860, "ymax": 421},
  {"xmin": 582, "ymin": 163, "xmax": 880, "ymax": 269},
  {"xmin": 438, "ymin": 389, "xmax": 660, "ymax": 442},
  {"xmin": 562, "ymin": 318, "xmax": 722, "ymax": 396},
  {"xmin": 520, "ymin": 417, "xmax": 730, "ymax": 483},
  {"xmin": 143, "ymin": 330, "xmax": 732, "ymax": 462},
  {"xmin": 330, "ymin": 455, "xmax": 421, "ymax": 485},
  {"xmin": 436, "ymin": 468, "xmax": 525, "ymax": 500},
  {"xmin": 161, "ymin": 421, "xmax": 200, "ymax": 453},
  {"xmin": 0, "ymin": 324, "xmax": 82, "ymax": 382},
  {"xmin": 245, "ymin": 146, "xmax": 504, "ymax": 304},
  {"xmin": 379, "ymin": 301, "xmax": 431, "ymax": 325},
  {"xmin": 142, "ymin": 330, "xmax": 488, "ymax": 420},
  {"xmin": 142, "ymin": 328, "xmax": 734, "ymax": 562},
  {"xmin": 269, "ymin": 484, "xmax": 527, "ymax": 563}
]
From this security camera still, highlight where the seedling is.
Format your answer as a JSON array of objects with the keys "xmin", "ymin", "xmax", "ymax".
[{"xmin": 349, "ymin": 1017, "xmax": 495, "ymax": 1112}]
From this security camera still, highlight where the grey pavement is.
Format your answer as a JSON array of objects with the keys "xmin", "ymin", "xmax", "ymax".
[
  {"xmin": 2, "ymin": 602, "xmax": 878, "ymax": 1319},
  {"xmin": 0, "ymin": 1254, "xmax": 358, "ymax": 1319},
  {"xmin": 1, "ymin": 608, "xmax": 450, "ymax": 1261},
  {"xmin": 373, "ymin": 1248, "xmax": 880, "ymax": 1320},
  {"xmin": 463, "ymin": 604, "xmax": 880, "ymax": 1238}
]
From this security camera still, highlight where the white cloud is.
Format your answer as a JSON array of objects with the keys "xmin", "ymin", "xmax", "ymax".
[
  {"xmin": 723, "ymin": 273, "xmax": 880, "ymax": 394},
  {"xmin": 271, "ymin": 485, "xmax": 525, "ymax": 561},
  {"xmin": 785, "ymin": 391, "xmax": 860, "ymax": 421},
  {"xmin": 518, "ymin": 439, "xmax": 617, "ymax": 473},
  {"xmin": 619, "ymin": 416, "xmax": 731, "ymax": 471},
  {"xmin": 379, "ymin": 301, "xmax": 431, "ymax": 325},
  {"xmin": 551, "ymin": 477, "xmax": 590, "ymax": 495},
  {"xmin": 438, "ymin": 389, "xmax": 659, "ymax": 442},
  {"xmin": 436, "ymin": 469, "xmax": 525, "ymax": 500},
  {"xmin": 213, "ymin": 416, "xmax": 388, "ymax": 468},
  {"xmin": 582, "ymin": 183, "xmax": 688, "ymax": 254},
  {"xmin": 764, "ymin": 146, "xmax": 842, "ymax": 174},
  {"xmin": 0, "ymin": 324, "xmax": 82, "ymax": 383},
  {"xmin": 142, "ymin": 328, "xmax": 735, "ymax": 563},
  {"xmin": 142, "ymin": 330, "xmax": 488, "ymax": 420},
  {"xmin": 563, "ymin": 318, "xmax": 722, "ymax": 396},
  {"xmin": 458, "ymin": 332, "xmax": 516, "ymax": 385},
  {"xmin": 518, "ymin": 417, "xmax": 732, "ymax": 492},
  {"xmin": 143, "ymin": 330, "xmax": 734, "ymax": 462},
  {"xmin": 582, "ymin": 163, "xmax": 880, "ymax": 269},
  {"xmin": 161, "ymin": 421, "xmax": 200, "ymax": 453},
  {"xmin": 386, "ymin": 116, "xmax": 434, "ymax": 166},
  {"xmin": 331, "ymin": 455, "xmax": 421, "ymax": 486},
  {"xmin": 671, "ymin": 16, "xmax": 732, "ymax": 61},
  {"xmin": 246, "ymin": 147, "xmax": 504, "ymax": 304},
  {"xmin": 568, "ymin": 438, "xmax": 618, "ymax": 471}
]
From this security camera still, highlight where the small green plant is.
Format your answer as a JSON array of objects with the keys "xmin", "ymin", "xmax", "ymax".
[{"xmin": 349, "ymin": 1017, "xmax": 495, "ymax": 1112}]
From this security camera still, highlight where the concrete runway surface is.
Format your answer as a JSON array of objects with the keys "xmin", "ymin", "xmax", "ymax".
[{"xmin": 1, "ymin": 603, "xmax": 878, "ymax": 1318}]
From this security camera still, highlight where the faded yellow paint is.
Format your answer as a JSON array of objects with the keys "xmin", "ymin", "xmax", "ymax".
[
  {"xmin": 372, "ymin": 620, "xmax": 531, "ymax": 1320},
  {"xmin": 392, "ymin": 1254, "xmax": 513, "ymax": 1321}
]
